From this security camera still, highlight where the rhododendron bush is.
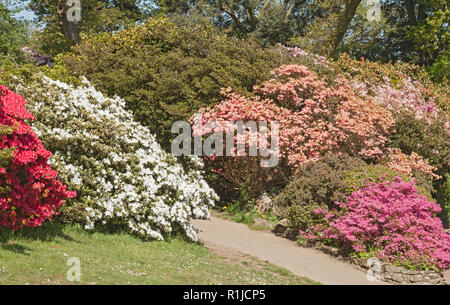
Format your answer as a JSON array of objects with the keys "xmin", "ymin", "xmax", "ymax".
[
  {"xmin": 336, "ymin": 53, "xmax": 448, "ymax": 113},
  {"xmin": 352, "ymin": 77, "xmax": 441, "ymax": 123},
  {"xmin": 193, "ymin": 64, "xmax": 394, "ymax": 192},
  {"xmin": 0, "ymin": 85, "xmax": 75, "ymax": 229},
  {"xmin": 9, "ymin": 74, "xmax": 218, "ymax": 241},
  {"xmin": 300, "ymin": 177, "xmax": 450, "ymax": 271}
]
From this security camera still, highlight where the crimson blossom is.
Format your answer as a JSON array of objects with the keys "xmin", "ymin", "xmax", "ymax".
[{"xmin": 0, "ymin": 85, "xmax": 75, "ymax": 230}]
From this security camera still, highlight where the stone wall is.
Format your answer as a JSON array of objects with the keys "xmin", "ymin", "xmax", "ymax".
[
  {"xmin": 349, "ymin": 256, "xmax": 446, "ymax": 285},
  {"xmin": 272, "ymin": 220, "xmax": 448, "ymax": 285}
]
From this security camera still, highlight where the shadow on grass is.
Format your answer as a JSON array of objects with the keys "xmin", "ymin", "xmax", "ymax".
[
  {"xmin": 1, "ymin": 243, "xmax": 32, "ymax": 255},
  {"xmin": 0, "ymin": 222, "xmax": 79, "ymax": 255}
]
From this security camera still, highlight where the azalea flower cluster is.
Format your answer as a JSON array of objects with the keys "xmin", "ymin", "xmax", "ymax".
[
  {"xmin": 300, "ymin": 177, "xmax": 450, "ymax": 271},
  {"xmin": 0, "ymin": 85, "xmax": 75, "ymax": 230},
  {"xmin": 11, "ymin": 75, "xmax": 218, "ymax": 241},
  {"xmin": 279, "ymin": 45, "xmax": 330, "ymax": 68},
  {"xmin": 386, "ymin": 148, "xmax": 440, "ymax": 180}
]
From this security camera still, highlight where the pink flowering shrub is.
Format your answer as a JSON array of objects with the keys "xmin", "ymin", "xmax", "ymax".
[
  {"xmin": 279, "ymin": 45, "xmax": 330, "ymax": 68},
  {"xmin": 300, "ymin": 177, "xmax": 450, "ymax": 271},
  {"xmin": 193, "ymin": 91, "xmax": 291, "ymax": 197},
  {"xmin": 386, "ymin": 148, "xmax": 440, "ymax": 180},
  {"xmin": 352, "ymin": 77, "xmax": 441, "ymax": 123},
  {"xmin": 0, "ymin": 85, "xmax": 75, "ymax": 230}
]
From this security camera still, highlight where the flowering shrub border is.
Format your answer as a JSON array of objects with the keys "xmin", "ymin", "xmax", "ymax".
[{"xmin": 10, "ymin": 74, "xmax": 218, "ymax": 241}]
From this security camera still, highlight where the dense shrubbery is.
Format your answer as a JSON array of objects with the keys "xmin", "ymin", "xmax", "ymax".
[
  {"xmin": 0, "ymin": 85, "xmax": 75, "ymax": 229},
  {"xmin": 61, "ymin": 17, "xmax": 315, "ymax": 150},
  {"xmin": 273, "ymin": 153, "xmax": 435, "ymax": 231},
  {"xmin": 437, "ymin": 174, "xmax": 450, "ymax": 228},
  {"xmin": 335, "ymin": 53, "xmax": 449, "ymax": 112},
  {"xmin": 0, "ymin": 12, "xmax": 448, "ymax": 273},
  {"xmin": 388, "ymin": 113, "xmax": 449, "ymax": 178},
  {"xmin": 344, "ymin": 163, "xmax": 434, "ymax": 200},
  {"xmin": 299, "ymin": 178, "xmax": 450, "ymax": 272},
  {"xmin": 273, "ymin": 154, "xmax": 366, "ymax": 230},
  {"xmin": 193, "ymin": 64, "xmax": 394, "ymax": 199},
  {"xmin": 7, "ymin": 74, "xmax": 217, "ymax": 241},
  {"xmin": 0, "ymin": 56, "xmax": 82, "ymax": 89}
]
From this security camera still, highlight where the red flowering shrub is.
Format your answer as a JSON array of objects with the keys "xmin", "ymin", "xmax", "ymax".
[
  {"xmin": 300, "ymin": 177, "xmax": 450, "ymax": 271},
  {"xmin": 0, "ymin": 85, "xmax": 75, "ymax": 230}
]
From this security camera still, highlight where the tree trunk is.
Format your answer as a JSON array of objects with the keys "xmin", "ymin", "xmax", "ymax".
[
  {"xmin": 330, "ymin": 0, "xmax": 362, "ymax": 55},
  {"xmin": 57, "ymin": 0, "xmax": 80, "ymax": 43},
  {"xmin": 405, "ymin": 0, "xmax": 418, "ymax": 26}
]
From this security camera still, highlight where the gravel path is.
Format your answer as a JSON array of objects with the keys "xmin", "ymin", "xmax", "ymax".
[{"xmin": 193, "ymin": 216, "xmax": 387, "ymax": 285}]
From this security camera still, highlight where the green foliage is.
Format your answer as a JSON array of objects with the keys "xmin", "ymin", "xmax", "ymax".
[
  {"xmin": 388, "ymin": 113, "xmax": 449, "ymax": 178},
  {"xmin": 26, "ymin": 0, "xmax": 145, "ymax": 56},
  {"xmin": 254, "ymin": 5, "xmax": 292, "ymax": 47},
  {"xmin": 436, "ymin": 173, "xmax": 450, "ymax": 228},
  {"xmin": 335, "ymin": 0, "xmax": 449, "ymax": 78},
  {"xmin": 0, "ymin": 3, "xmax": 29, "ymax": 62},
  {"xmin": 427, "ymin": 48, "xmax": 449, "ymax": 82},
  {"xmin": 344, "ymin": 164, "xmax": 434, "ymax": 200},
  {"xmin": 405, "ymin": 2, "xmax": 449, "ymax": 80},
  {"xmin": 274, "ymin": 154, "xmax": 366, "ymax": 230},
  {"xmin": 219, "ymin": 186, "xmax": 282, "ymax": 229},
  {"xmin": 288, "ymin": 3, "xmax": 340, "ymax": 57},
  {"xmin": 0, "ymin": 56, "xmax": 81, "ymax": 88},
  {"xmin": 62, "ymin": 17, "xmax": 309, "ymax": 150},
  {"xmin": 222, "ymin": 187, "xmax": 258, "ymax": 225}
]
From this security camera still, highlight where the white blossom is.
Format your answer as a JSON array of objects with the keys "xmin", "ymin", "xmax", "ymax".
[{"xmin": 12, "ymin": 74, "xmax": 218, "ymax": 241}]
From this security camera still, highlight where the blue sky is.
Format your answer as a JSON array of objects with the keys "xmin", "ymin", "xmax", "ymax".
[{"xmin": 10, "ymin": 0, "xmax": 36, "ymax": 21}]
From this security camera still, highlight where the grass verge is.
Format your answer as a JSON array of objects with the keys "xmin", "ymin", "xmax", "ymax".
[{"xmin": 0, "ymin": 222, "xmax": 317, "ymax": 285}]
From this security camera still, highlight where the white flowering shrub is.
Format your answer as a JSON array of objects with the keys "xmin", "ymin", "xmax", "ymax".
[{"xmin": 12, "ymin": 74, "xmax": 218, "ymax": 241}]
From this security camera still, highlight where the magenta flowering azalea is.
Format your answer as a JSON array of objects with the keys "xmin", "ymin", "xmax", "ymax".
[{"xmin": 300, "ymin": 177, "xmax": 450, "ymax": 271}]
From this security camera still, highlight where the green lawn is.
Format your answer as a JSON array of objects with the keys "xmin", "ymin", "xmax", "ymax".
[{"xmin": 0, "ymin": 222, "xmax": 317, "ymax": 285}]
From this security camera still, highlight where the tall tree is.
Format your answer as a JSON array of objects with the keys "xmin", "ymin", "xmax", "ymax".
[
  {"xmin": 330, "ymin": 0, "xmax": 362, "ymax": 55},
  {"xmin": 339, "ymin": 0, "xmax": 448, "ymax": 80},
  {"xmin": 24, "ymin": 0, "xmax": 145, "ymax": 56},
  {"xmin": 0, "ymin": 3, "xmax": 29, "ymax": 61}
]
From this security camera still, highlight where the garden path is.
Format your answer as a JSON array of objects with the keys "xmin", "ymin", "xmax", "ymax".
[{"xmin": 193, "ymin": 216, "xmax": 387, "ymax": 285}]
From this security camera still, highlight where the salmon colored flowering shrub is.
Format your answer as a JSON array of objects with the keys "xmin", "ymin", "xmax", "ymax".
[
  {"xmin": 192, "ymin": 91, "xmax": 291, "ymax": 198},
  {"xmin": 0, "ymin": 85, "xmax": 75, "ymax": 230},
  {"xmin": 265, "ymin": 65, "xmax": 394, "ymax": 163},
  {"xmin": 193, "ymin": 65, "xmax": 394, "ymax": 195},
  {"xmin": 300, "ymin": 177, "xmax": 450, "ymax": 271}
]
